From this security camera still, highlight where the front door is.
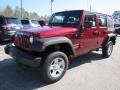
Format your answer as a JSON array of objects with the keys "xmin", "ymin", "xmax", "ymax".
[
  {"xmin": 72, "ymin": 13, "xmax": 99, "ymax": 55},
  {"xmin": 84, "ymin": 13, "xmax": 99, "ymax": 50}
]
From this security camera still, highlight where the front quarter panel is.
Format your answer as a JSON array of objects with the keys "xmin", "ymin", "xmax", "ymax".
[{"xmin": 30, "ymin": 37, "xmax": 76, "ymax": 56}]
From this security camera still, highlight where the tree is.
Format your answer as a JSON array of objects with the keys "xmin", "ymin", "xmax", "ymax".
[
  {"xmin": 3, "ymin": 5, "xmax": 13, "ymax": 16},
  {"xmin": 29, "ymin": 12, "xmax": 40, "ymax": 20},
  {"xmin": 0, "ymin": 5, "xmax": 50, "ymax": 21},
  {"xmin": 21, "ymin": 8, "xmax": 29, "ymax": 18},
  {"xmin": 112, "ymin": 11, "xmax": 120, "ymax": 24},
  {"xmin": 14, "ymin": 6, "xmax": 21, "ymax": 18},
  {"xmin": 43, "ymin": 15, "xmax": 50, "ymax": 22}
]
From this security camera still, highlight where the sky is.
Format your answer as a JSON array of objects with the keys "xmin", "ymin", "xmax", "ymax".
[{"xmin": 0, "ymin": 0, "xmax": 120, "ymax": 16}]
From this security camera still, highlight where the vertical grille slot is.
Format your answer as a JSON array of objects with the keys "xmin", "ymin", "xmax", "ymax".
[{"xmin": 14, "ymin": 33, "xmax": 31, "ymax": 49}]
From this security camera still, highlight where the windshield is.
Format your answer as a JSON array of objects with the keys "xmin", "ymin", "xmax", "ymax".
[
  {"xmin": 6, "ymin": 18, "xmax": 21, "ymax": 24},
  {"xmin": 21, "ymin": 20, "xmax": 29, "ymax": 24},
  {"xmin": 49, "ymin": 11, "xmax": 82, "ymax": 27},
  {"xmin": 31, "ymin": 20, "xmax": 39, "ymax": 24}
]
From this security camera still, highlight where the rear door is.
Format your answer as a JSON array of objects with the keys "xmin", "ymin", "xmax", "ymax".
[{"xmin": 97, "ymin": 15, "xmax": 107, "ymax": 47}]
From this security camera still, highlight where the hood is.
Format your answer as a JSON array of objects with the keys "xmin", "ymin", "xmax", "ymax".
[
  {"xmin": 21, "ymin": 26, "xmax": 77, "ymax": 38},
  {"xmin": 0, "ymin": 24, "xmax": 22, "ymax": 30},
  {"xmin": 31, "ymin": 23, "xmax": 40, "ymax": 27},
  {"xmin": 7, "ymin": 24, "xmax": 22, "ymax": 30}
]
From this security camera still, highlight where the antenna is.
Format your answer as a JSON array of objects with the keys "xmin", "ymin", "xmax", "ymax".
[
  {"xmin": 90, "ymin": 3, "xmax": 92, "ymax": 12},
  {"xmin": 21, "ymin": 0, "xmax": 23, "ymax": 18},
  {"xmin": 88, "ymin": 0, "xmax": 92, "ymax": 11},
  {"xmin": 51, "ymin": 0, "xmax": 54, "ymax": 16}
]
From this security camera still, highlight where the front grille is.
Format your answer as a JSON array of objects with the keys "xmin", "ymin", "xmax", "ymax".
[{"xmin": 14, "ymin": 33, "xmax": 31, "ymax": 49}]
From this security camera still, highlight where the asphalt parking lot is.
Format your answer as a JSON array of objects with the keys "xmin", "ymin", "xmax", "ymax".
[{"xmin": 0, "ymin": 36, "xmax": 120, "ymax": 90}]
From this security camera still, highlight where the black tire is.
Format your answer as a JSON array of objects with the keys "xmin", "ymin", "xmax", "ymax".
[
  {"xmin": 41, "ymin": 51, "xmax": 69, "ymax": 83},
  {"xmin": 102, "ymin": 41, "xmax": 113, "ymax": 58}
]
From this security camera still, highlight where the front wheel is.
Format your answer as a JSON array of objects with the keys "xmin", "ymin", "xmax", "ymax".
[
  {"xmin": 41, "ymin": 51, "xmax": 69, "ymax": 83},
  {"xmin": 102, "ymin": 41, "xmax": 113, "ymax": 58}
]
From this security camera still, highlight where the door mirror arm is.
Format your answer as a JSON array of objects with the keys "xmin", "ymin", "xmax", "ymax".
[{"xmin": 77, "ymin": 25, "xmax": 84, "ymax": 37}]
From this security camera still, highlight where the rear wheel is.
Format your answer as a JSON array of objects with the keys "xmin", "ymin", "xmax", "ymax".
[
  {"xmin": 102, "ymin": 41, "xmax": 113, "ymax": 58},
  {"xmin": 41, "ymin": 51, "xmax": 69, "ymax": 83}
]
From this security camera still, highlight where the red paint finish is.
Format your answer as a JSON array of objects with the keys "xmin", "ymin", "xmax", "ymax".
[
  {"xmin": 40, "ymin": 27, "xmax": 77, "ymax": 38},
  {"xmin": 21, "ymin": 26, "xmax": 77, "ymax": 38},
  {"xmin": 19, "ymin": 10, "xmax": 115, "ymax": 56}
]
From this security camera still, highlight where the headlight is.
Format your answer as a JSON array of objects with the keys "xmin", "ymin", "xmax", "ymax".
[{"xmin": 30, "ymin": 36, "xmax": 33, "ymax": 44}]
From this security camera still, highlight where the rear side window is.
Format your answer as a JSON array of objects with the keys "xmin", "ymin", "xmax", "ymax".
[
  {"xmin": 99, "ymin": 15, "xmax": 107, "ymax": 27},
  {"xmin": 0, "ymin": 17, "xmax": 5, "ymax": 24},
  {"xmin": 84, "ymin": 14, "xmax": 96, "ymax": 27},
  {"xmin": 107, "ymin": 16, "xmax": 114, "ymax": 28},
  {"xmin": 21, "ymin": 20, "xmax": 29, "ymax": 24}
]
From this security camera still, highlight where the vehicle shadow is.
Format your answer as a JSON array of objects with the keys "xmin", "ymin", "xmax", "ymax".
[
  {"xmin": 0, "ymin": 51, "xmax": 104, "ymax": 90},
  {"xmin": 0, "ymin": 59, "xmax": 47, "ymax": 90},
  {"xmin": 69, "ymin": 51, "xmax": 103, "ymax": 69}
]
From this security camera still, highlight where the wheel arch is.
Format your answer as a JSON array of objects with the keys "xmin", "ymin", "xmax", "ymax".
[
  {"xmin": 102, "ymin": 33, "xmax": 117, "ymax": 47},
  {"xmin": 42, "ymin": 37, "xmax": 76, "ymax": 57}
]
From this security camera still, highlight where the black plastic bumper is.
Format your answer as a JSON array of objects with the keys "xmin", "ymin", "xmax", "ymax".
[
  {"xmin": 0, "ymin": 30, "xmax": 15, "ymax": 41},
  {"xmin": 4, "ymin": 44, "xmax": 42, "ymax": 67}
]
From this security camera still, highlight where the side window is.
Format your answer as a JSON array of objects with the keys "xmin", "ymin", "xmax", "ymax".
[
  {"xmin": 84, "ymin": 14, "xmax": 96, "ymax": 27},
  {"xmin": 99, "ymin": 15, "xmax": 107, "ymax": 27},
  {"xmin": 107, "ymin": 16, "xmax": 114, "ymax": 28},
  {"xmin": 52, "ymin": 16, "xmax": 64, "ymax": 23},
  {"xmin": 67, "ymin": 17, "xmax": 77, "ymax": 24}
]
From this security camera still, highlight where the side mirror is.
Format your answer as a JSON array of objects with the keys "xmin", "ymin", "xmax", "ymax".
[
  {"xmin": 80, "ymin": 25, "xmax": 84, "ymax": 33},
  {"xmin": 84, "ymin": 21, "xmax": 93, "ymax": 28},
  {"xmin": 76, "ymin": 25, "xmax": 84, "ymax": 37}
]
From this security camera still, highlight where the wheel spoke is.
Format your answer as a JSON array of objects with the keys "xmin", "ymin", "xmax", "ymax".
[
  {"xmin": 51, "ymin": 70, "xmax": 57, "ymax": 77},
  {"xmin": 58, "ymin": 60, "xmax": 65, "ymax": 67},
  {"xmin": 108, "ymin": 43, "xmax": 113, "ymax": 55},
  {"xmin": 54, "ymin": 58, "xmax": 59, "ymax": 64},
  {"xmin": 57, "ymin": 67, "xmax": 64, "ymax": 74},
  {"xmin": 50, "ymin": 65, "xmax": 54, "ymax": 70},
  {"xmin": 49, "ymin": 57, "xmax": 65, "ymax": 78}
]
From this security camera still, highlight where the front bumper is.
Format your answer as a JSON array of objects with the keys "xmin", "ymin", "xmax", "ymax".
[
  {"xmin": 4, "ymin": 44, "xmax": 41, "ymax": 67},
  {"xmin": 0, "ymin": 30, "xmax": 15, "ymax": 41}
]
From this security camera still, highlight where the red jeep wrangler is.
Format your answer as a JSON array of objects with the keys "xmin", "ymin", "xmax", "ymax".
[{"xmin": 5, "ymin": 10, "xmax": 116, "ymax": 83}]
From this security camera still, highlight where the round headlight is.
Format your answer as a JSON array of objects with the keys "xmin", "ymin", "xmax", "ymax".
[{"xmin": 30, "ymin": 36, "xmax": 33, "ymax": 44}]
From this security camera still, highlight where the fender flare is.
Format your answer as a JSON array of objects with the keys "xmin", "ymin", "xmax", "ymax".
[
  {"xmin": 102, "ymin": 33, "xmax": 117, "ymax": 47},
  {"xmin": 31, "ymin": 37, "xmax": 76, "ymax": 56},
  {"xmin": 41, "ymin": 37, "xmax": 76, "ymax": 56}
]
